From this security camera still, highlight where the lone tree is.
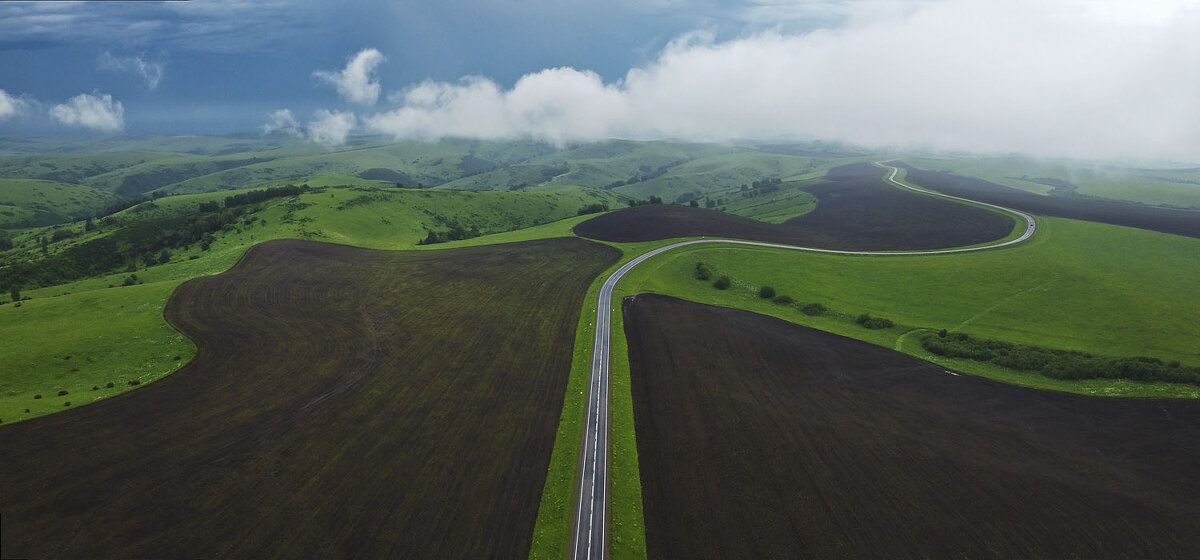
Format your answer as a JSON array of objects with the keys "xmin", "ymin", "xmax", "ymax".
[
  {"xmin": 9, "ymin": 285, "xmax": 19, "ymax": 303},
  {"xmin": 759, "ymin": 286, "xmax": 776, "ymax": 299},
  {"xmin": 713, "ymin": 276, "xmax": 731, "ymax": 290}
]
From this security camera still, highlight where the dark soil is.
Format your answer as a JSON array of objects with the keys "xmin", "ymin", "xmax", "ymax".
[
  {"xmin": 574, "ymin": 163, "xmax": 1014, "ymax": 250},
  {"xmin": 899, "ymin": 163, "xmax": 1200, "ymax": 239},
  {"xmin": 625, "ymin": 294, "xmax": 1200, "ymax": 560},
  {"xmin": 0, "ymin": 237, "xmax": 619, "ymax": 560}
]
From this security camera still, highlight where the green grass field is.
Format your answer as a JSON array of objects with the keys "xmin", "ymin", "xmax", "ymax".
[{"xmin": 0, "ymin": 281, "xmax": 195, "ymax": 423}]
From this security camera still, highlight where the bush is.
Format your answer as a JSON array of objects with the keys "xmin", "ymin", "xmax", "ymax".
[
  {"xmin": 92, "ymin": 385, "xmax": 99, "ymax": 391},
  {"xmin": 759, "ymin": 286, "xmax": 776, "ymax": 299},
  {"xmin": 694, "ymin": 262, "xmax": 712, "ymax": 281},
  {"xmin": 862, "ymin": 318, "xmax": 894, "ymax": 329},
  {"xmin": 856, "ymin": 313, "xmax": 871, "ymax": 324},
  {"xmin": 577, "ymin": 203, "xmax": 610, "ymax": 215},
  {"xmin": 64, "ymin": 402, "xmax": 71, "ymax": 407},
  {"xmin": 938, "ymin": 329, "xmax": 948, "ymax": 338},
  {"xmin": 33, "ymin": 394, "xmax": 41, "ymax": 399},
  {"xmin": 128, "ymin": 379, "xmax": 141, "ymax": 386},
  {"xmin": 57, "ymin": 390, "xmax": 68, "ymax": 396},
  {"xmin": 106, "ymin": 382, "xmax": 114, "ymax": 388},
  {"xmin": 772, "ymin": 295, "xmax": 794, "ymax": 305},
  {"xmin": 800, "ymin": 303, "xmax": 827, "ymax": 316},
  {"xmin": 123, "ymin": 274, "xmax": 138, "ymax": 287},
  {"xmin": 713, "ymin": 276, "xmax": 731, "ymax": 290}
]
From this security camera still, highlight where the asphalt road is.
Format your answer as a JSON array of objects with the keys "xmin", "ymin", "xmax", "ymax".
[{"xmin": 569, "ymin": 161, "xmax": 1037, "ymax": 559}]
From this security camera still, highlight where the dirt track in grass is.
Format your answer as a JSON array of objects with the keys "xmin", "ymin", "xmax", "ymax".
[
  {"xmin": 625, "ymin": 294, "xmax": 1200, "ymax": 560},
  {"xmin": 899, "ymin": 163, "xmax": 1200, "ymax": 238},
  {"xmin": 0, "ymin": 237, "xmax": 618, "ymax": 560},
  {"xmin": 574, "ymin": 163, "xmax": 1014, "ymax": 249}
]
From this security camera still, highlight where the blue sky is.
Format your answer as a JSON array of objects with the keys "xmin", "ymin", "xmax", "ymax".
[
  {"xmin": 0, "ymin": 0, "xmax": 791, "ymax": 133},
  {"xmin": 1, "ymin": 1, "xmax": 1198, "ymax": 160}
]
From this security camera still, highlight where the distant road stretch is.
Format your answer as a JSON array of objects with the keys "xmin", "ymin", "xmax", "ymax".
[{"xmin": 569, "ymin": 161, "xmax": 1037, "ymax": 560}]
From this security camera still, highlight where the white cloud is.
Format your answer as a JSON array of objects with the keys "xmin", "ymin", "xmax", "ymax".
[
  {"xmin": 313, "ymin": 48, "xmax": 385, "ymax": 106},
  {"xmin": 367, "ymin": 0, "xmax": 1200, "ymax": 160},
  {"xmin": 0, "ymin": 89, "xmax": 31, "ymax": 121},
  {"xmin": 49, "ymin": 92, "xmax": 124, "ymax": 132},
  {"xmin": 261, "ymin": 108, "xmax": 301, "ymax": 136},
  {"xmin": 307, "ymin": 109, "xmax": 356, "ymax": 146},
  {"xmin": 98, "ymin": 52, "xmax": 166, "ymax": 90}
]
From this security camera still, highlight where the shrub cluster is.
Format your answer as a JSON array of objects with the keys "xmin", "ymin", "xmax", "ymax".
[
  {"xmin": 712, "ymin": 276, "xmax": 731, "ymax": 290},
  {"xmin": 222, "ymin": 185, "xmax": 303, "ymax": 209},
  {"xmin": 856, "ymin": 313, "xmax": 894, "ymax": 329},
  {"xmin": 922, "ymin": 331, "xmax": 1200, "ymax": 385},
  {"xmin": 694, "ymin": 262, "xmax": 712, "ymax": 281},
  {"xmin": 758, "ymin": 286, "xmax": 776, "ymax": 299},
  {"xmin": 800, "ymin": 303, "xmax": 827, "ymax": 316},
  {"xmin": 772, "ymin": 295, "xmax": 794, "ymax": 305},
  {"xmin": 577, "ymin": 203, "xmax": 610, "ymax": 216}
]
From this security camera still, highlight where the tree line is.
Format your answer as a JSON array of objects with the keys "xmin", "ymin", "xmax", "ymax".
[{"xmin": 923, "ymin": 331, "xmax": 1200, "ymax": 385}]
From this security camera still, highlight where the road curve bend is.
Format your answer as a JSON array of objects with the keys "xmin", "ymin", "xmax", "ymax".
[{"xmin": 569, "ymin": 161, "xmax": 1037, "ymax": 560}]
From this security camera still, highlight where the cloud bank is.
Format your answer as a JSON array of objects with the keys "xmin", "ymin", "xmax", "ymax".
[
  {"xmin": 0, "ymin": 89, "xmax": 30, "ymax": 121},
  {"xmin": 262, "ymin": 108, "xmax": 301, "ymax": 136},
  {"xmin": 98, "ymin": 52, "xmax": 166, "ymax": 90},
  {"xmin": 314, "ymin": 48, "xmax": 385, "ymax": 106},
  {"xmin": 49, "ymin": 92, "xmax": 124, "ymax": 132},
  {"xmin": 365, "ymin": 0, "xmax": 1200, "ymax": 160},
  {"xmin": 307, "ymin": 109, "xmax": 356, "ymax": 146}
]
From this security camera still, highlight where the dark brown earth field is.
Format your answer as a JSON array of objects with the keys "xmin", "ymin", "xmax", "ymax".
[
  {"xmin": 899, "ymin": 163, "xmax": 1200, "ymax": 239},
  {"xmin": 625, "ymin": 294, "xmax": 1200, "ymax": 560},
  {"xmin": 574, "ymin": 163, "xmax": 1014, "ymax": 249},
  {"xmin": 0, "ymin": 237, "xmax": 618, "ymax": 559}
]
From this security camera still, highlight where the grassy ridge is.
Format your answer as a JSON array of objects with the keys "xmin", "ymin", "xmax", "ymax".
[{"xmin": 0, "ymin": 178, "xmax": 114, "ymax": 227}]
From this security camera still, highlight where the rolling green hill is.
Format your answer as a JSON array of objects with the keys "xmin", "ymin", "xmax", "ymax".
[{"xmin": 0, "ymin": 179, "xmax": 114, "ymax": 227}]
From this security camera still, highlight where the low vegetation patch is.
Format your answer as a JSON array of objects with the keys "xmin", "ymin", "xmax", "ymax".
[
  {"xmin": 800, "ymin": 302, "xmax": 827, "ymax": 316},
  {"xmin": 923, "ymin": 331, "xmax": 1200, "ymax": 385},
  {"xmin": 856, "ymin": 313, "xmax": 894, "ymax": 330}
]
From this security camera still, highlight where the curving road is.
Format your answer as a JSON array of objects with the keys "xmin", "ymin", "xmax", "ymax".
[{"xmin": 569, "ymin": 161, "xmax": 1037, "ymax": 560}]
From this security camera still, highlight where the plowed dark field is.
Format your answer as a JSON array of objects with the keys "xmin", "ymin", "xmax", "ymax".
[
  {"xmin": 574, "ymin": 163, "xmax": 1014, "ymax": 249},
  {"xmin": 0, "ymin": 238, "xmax": 618, "ymax": 559},
  {"xmin": 899, "ymin": 163, "xmax": 1200, "ymax": 239},
  {"xmin": 625, "ymin": 294, "xmax": 1200, "ymax": 560}
]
